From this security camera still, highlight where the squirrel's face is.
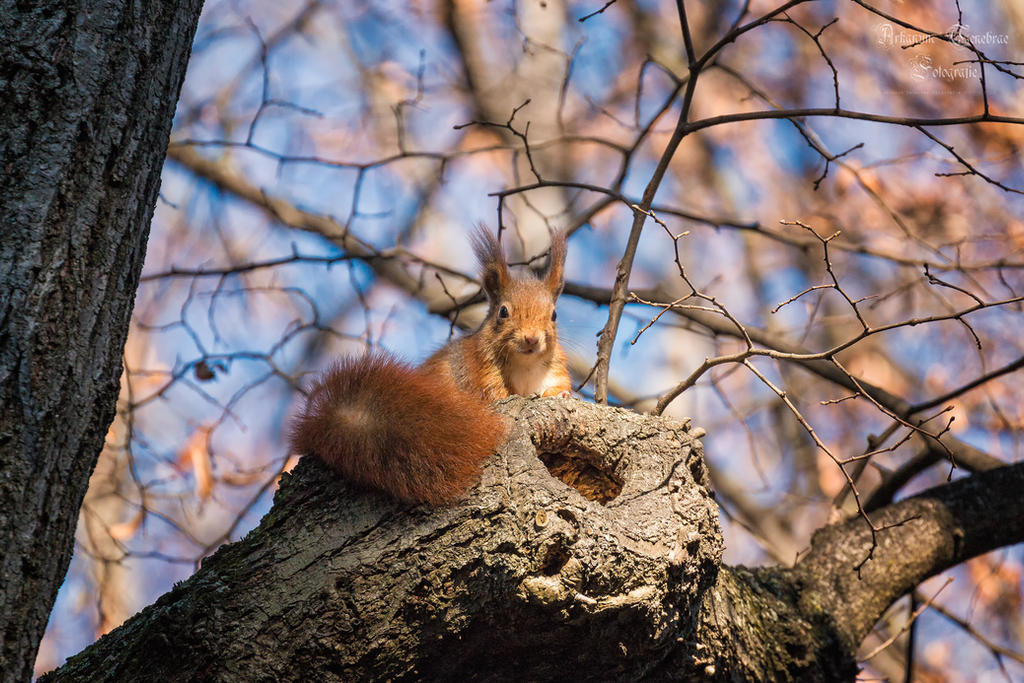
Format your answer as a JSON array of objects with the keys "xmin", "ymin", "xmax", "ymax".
[
  {"xmin": 488, "ymin": 279, "xmax": 559, "ymax": 357},
  {"xmin": 474, "ymin": 227, "xmax": 566, "ymax": 359}
]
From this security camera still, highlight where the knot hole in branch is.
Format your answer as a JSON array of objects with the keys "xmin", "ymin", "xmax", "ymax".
[{"xmin": 537, "ymin": 444, "xmax": 623, "ymax": 504}]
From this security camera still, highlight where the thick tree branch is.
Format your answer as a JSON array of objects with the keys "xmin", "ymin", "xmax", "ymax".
[
  {"xmin": 43, "ymin": 398, "xmax": 722, "ymax": 681},
  {"xmin": 796, "ymin": 460, "xmax": 1024, "ymax": 651},
  {"xmin": 0, "ymin": 3, "xmax": 203, "ymax": 679},
  {"xmin": 40, "ymin": 399, "xmax": 1024, "ymax": 681}
]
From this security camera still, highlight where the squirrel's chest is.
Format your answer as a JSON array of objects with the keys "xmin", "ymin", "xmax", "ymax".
[{"xmin": 504, "ymin": 356, "xmax": 559, "ymax": 397}]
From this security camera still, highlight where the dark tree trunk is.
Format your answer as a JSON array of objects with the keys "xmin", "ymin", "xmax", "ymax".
[
  {"xmin": 38, "ymin": 398, "xmax": 1024, "ymax": 682},
  {"xmin": 0, "ymin": 2, "xmax": 204, "ymax": 680}
]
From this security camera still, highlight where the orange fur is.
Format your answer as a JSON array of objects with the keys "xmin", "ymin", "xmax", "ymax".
[
  {"xmin": 290, "ymin": 355, "xmax": 504, "ymax": 504},
  {"xmin": 424, "ymin": 228, "xmax": 571, "ymax": 399},
  {"xmin": 289, "ymin": 228, "xmax": 571, "ymax": 504}
]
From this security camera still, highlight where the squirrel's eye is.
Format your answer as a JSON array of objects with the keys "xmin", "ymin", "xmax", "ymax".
[
  {"xmin": 551, "ymin": 310, "xmax": 557, "ymax": 322},
  {"xmin": 499, "ymin": 305, "xmax": 509, "ymax": 318}
]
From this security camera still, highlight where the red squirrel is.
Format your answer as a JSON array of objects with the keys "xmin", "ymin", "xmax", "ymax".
[{"xmin": 289, "ymin": 228, "xmax": 572, "ymax": 504}]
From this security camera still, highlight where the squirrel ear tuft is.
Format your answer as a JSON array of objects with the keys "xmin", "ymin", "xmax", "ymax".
[
  {"xmin": 471, "ymin": 225, "xmax": 510, "ymax": 301},
  {"xmin": 543, "ymin": 230, "xmax": 567, "ymax": 297}
]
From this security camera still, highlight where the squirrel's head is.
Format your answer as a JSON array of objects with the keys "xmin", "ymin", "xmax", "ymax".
[{"xmin": 472, "ymin": 227, "xmax": 566, "ymax": 358}]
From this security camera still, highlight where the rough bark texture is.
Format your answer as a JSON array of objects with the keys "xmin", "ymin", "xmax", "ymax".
[
  {"xmin": 796, "ymin": 461, "xmax": 1024, "ymax": 652},
  {"xmin": 0, "ymin": 2, "xmax": 203, "ymax": 680},
  {"xmin": 44, "ymin": 398, "xmax": 721, "ymax": 681},
  {"xmin": 38, "ymin": 398, "xmax": 1024, "ymax": 682}
]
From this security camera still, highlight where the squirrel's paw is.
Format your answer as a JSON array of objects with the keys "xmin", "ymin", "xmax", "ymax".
[{"xmin": 538, "ymin": 388, "xmax": 574, "ymax": 399}]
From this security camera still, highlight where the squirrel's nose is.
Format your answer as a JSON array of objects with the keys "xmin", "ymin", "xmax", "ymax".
[{"xmin": 523, "ymin": 334, "xmax": 539, "ymax": 348}]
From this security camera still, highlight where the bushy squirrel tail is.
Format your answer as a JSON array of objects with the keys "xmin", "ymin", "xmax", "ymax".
[{"xmin": 289, "ymin": 354, "xmax": 506, "ymax": 504}]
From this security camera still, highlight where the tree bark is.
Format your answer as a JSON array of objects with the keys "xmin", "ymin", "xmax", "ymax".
[
  {"xmin": 39, "ymin": 398, "xmax": 1024, "ymax": 681},
  {"xmin": 43, "ymin": 398, "xmax": 720, "ymax": 681},
  {"xmin": 0, "ymin": 2, "xmax": 203, "ymax": 680}
]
